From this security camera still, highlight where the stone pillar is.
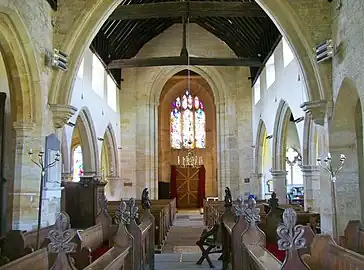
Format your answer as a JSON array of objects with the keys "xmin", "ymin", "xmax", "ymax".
[
  {"xmin": 105, "ymin": 175, "xmax": 122, "ymax": 200},
  {"xmin": 11, "ymin": 121, "xmax": 40, "ymax": 231},
  {"xmin": 256, "ymin": 173, "xmax": 263, "ymax": 199},
  {"xmin": 301, "ymin": 165, "xmax": 320, "ymax": 212},
  {"xmin": 270, "ymin": 170, "xmax": 287, "ymax": 204}
]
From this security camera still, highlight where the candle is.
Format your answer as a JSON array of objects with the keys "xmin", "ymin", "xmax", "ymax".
[
  {"xmin": 178, "ymin": 156, "xmax": 180, "ymax": 165},
  {"xmin": 40, "ymin": 147, "xmax": 44, "ymax": 153},
  {"xmin": 28, "ymin": 148, "xmax": 33, "ymax": 155},
  {"xmin": 327, "ymin": 152, "xmax": 331, "ymax": 159}
]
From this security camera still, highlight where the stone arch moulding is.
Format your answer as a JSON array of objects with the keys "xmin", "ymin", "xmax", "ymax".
[
  {"xmin": 302, "ymin": 114, "xmax": 317, "ymax": 166},
  {"xmin": 255, "ymin": 119, "xmax": 267, "ymax": 174},
  {"xmin": 150, "ymin": 66, "xmax": 227, "ymax": 106},
  {"xmin": 74, "ymin": 107, "xmax": 99, "ymax": 175},
  {"xmin": 0, "ymin": 7, "xmax": 43, "ymax": 123},
  {"xmin": 49, "ymin": 0, "xmax": 328, "ymax": 110},
  {"xmin": 61, "ymin": 128, "xmax": 70, "ymax": 173},
  {"xmin": 272, "ymin": 100, "xmax": 292, "ymax": 170},
  {"xmin": 102, "ymin": 123, "xmax": 119, "ymax": 177}
]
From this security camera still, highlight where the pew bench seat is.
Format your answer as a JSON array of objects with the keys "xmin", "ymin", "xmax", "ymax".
[
  {"xmin": 74, "ymin": 224, "xmax": 113, "ymax": 269},
  {"xmin": 0, "ymin": 248, "xmax": 48, "ymax": 270},
  {"xmin": 84, "ymin": 246, "xmax": 131, "ymax": 270},
  {"xmin": 245, "ymin": 244, "xmax": 282, "ymax": 270}
]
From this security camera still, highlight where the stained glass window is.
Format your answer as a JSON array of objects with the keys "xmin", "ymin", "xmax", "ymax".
[
  {"xmin": 170, "ymin": 90, "xmax": 206, "ymax": 149},
  {"xmin": 73, "ymin": 145, "xmax": 84, "ymax": 182}
]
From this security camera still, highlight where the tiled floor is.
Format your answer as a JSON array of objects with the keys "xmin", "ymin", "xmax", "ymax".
[{"xmin": 156, "ymin": 210, "xmax": 222, "ymax": 270}]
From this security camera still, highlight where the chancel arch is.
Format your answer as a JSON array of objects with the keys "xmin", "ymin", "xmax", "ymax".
[
  {"xmin": 70, "ymin": 108, "xmax": 99, "ymax": 181},
  {"xmin": 158, "ymin": 70, "xmax": 217, "ymax": 207},
  {"xmin": 329, "ymin": 78, "xmax": 363, "ymax": 233}
]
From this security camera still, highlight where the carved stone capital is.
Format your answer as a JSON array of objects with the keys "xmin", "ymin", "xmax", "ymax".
[
  {"xmin": 270, "ymin": 170, "xmax": 287, "ymax": 178},
  {"xmin": 301, "ymin": 165, "xmax": 320, "ymax": 174},
  {"xmin": 300, "ymin": 100, "xmax": 327, "ymax": 126},
  {"xmin": 12, "ymin": 121, "xmax": 36, "ymax": 137},
  {"xmin": 49, "ymin": 104, "xmax": 78, "ymax": 129}
]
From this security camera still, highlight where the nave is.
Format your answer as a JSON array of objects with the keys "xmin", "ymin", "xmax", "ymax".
[{"xmin": 155, "ymin": 210, "xmax": 221, "ymax": 270}]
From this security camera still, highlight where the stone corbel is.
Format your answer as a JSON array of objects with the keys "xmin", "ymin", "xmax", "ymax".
[
  {"xmin": 13, "ymin": 121, "xmax": 36, "ymax": 137},
  {"xmin": 300, "ymin": 100, "xmax": 328, "ymax": 126},
  {"xmin": 49, "ymin": 104, "xmax": 78, "ymax": 129}
]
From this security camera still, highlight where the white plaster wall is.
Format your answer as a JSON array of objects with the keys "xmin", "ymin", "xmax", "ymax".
[
  {"xmin": 65, "ymin": 48, "xmax": 121, "ymax": 176},
  {"xmin": 253, "ymin": 40, "xmax": 308, "ymax": 161}
]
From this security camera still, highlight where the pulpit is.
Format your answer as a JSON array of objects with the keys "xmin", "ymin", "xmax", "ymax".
[{"xmin": 62, "ymin": 175, "xmax": 106, "ymax": 228}]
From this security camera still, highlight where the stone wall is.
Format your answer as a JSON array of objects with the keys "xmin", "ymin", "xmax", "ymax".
[{"xmin": 120, "ymin": 24, "xmax": 254, "ymax": 199}]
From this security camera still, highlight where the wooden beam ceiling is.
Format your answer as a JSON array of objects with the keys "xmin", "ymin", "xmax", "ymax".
[
  {"xmin": 108, "ymin": 56, "xmax": 263, "ymax": 69},
  {"xmin": 109, "ymin": 1, "xmax": 267, "ymax": 20}
]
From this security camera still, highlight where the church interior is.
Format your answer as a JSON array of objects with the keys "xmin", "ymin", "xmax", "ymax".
[{"xmin": 0, "ymin": 0, "xmax": 363, "ymax": 269}]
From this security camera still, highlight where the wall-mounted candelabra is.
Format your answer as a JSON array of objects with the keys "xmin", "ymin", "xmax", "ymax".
[
  {"xmin": 28, "ymin": 147, "xmax": 60, "ymax": 249},
  {"xmin": 317, "ymin": 152, "xmax": 346, "ymax": 241}
]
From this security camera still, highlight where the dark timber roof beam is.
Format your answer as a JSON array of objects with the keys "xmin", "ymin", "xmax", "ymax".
[
  {"xmin": 108, "ymin": 56, "xmax": 263, "ymax": 69},
  {"xmin": 109, "ymin": 1, "xmax": 267, "ymax": 20}
]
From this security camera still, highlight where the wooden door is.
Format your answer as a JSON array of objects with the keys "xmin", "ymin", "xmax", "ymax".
[{"xmin": 176, "ymin": 167, "xmax": 199, "ymax": 208}]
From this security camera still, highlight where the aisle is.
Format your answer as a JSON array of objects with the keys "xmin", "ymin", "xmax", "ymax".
[{"xmin": 155, "ymin": 210, "xmax": 222, "ymax": 270}]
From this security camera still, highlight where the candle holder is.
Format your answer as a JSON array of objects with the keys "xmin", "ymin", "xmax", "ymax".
[
  {"xmin": 28, "ymin": 147, "xmax": 60, "ymax": 249},
  {"xmin": 317, "ymin": 152, "xmax": 346, "ymax": 241}
]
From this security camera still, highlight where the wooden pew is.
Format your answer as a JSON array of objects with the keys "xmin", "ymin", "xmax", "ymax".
[
  {"xmin": 72, "ymin": 193, "xmax": 117, "ymax": 269},
  {"xmin": 0, "ymin": 248, "xmax": 49, "ymax": 270},
  {"xmin": 0, "ymin": 224, "xmax": 55, "ymax": 262},
  {"xmin": 340, "ymin": 220, "xmax": 364, "ymax": 254},
  {"xmin": 302, "ymin": 234, "xmax": 364, "ymax": 269},
  {"xmin": 242, "ymin": 206, "xmax": 311, "ymax": 270},
  {"xmin": 114, "ymin": 192, "xmax": 154, "ymax": 270},
  {"xmin": 0, "ymin": 212, "xmax": 78, "ymax": 270},
  {"xmin": 84, "ymin": 201, "xmax": 135, "ymax": 270},
  {"xmin": 108, "ymin": 198, "xmax": 173, "ymax": 249}
]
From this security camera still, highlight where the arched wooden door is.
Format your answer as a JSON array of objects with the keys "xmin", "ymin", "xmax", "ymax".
[{"xmin": 176, "ymin": 167, "xmax": 199, "ymax": 208}]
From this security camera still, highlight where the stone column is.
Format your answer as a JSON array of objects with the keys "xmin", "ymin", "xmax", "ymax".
[
  {"xmin": 11, "ymin": 121, "xmax": 40, "ymax": 231},
  {"xmin": 270, "ymin": 170, "xmax": 287, "ymax": 204},
  {"xmin": 301, "ymin": 165, "xmax": 320, "ymax": 212},
  {"xmin": 105, "ymin": 175, "xmax": 122, "ymax": 200}
]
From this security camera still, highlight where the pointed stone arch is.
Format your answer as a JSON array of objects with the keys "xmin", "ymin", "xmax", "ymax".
[
  {"xmin": 0, "ymin": 7, "xmax": 43, "ymax": 123},
  {"xmin": 255, "ymin": 119, "xmax": 267, "ymax": 174},
  {"xmin": 101, "ymin": 123, "xmax": 119, "ymax": 177},
  {"xmin": 72, "ymin": 107, "xmax": 99, "ymax": 174},
  {"xmin": 272, "ymin": 100, "xmax": 292, "ymax": 170},
  {"xmin": 49, "ymin": 0, "xmax": 328, "ymax": 109},
  {"xmin": 329, "ymin": 77, "xmax": 363, "ymax": 229}
]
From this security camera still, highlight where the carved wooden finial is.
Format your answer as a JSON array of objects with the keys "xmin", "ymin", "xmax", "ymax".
[
  {"xmin": 97, "ymin": 192, "xmax": 108, "ymax": 215},
  {"xmin": 224, "ymin": 187, "xmax": 232, "ymax": 207},
  {"xmin": 234, "ymin": 196, "xmax": 245, "ymax": 217},
  {"xmin": 115, "ymin": 198, "xmax": 139, "ymax": 225},
  {"xmin": 47, "ymin": 212, "xmax": 77, "ymax": 270},
  {"xmin": 142, "ymin": 188, "xmax": 151, "ymax": 209},
  {"xmin": 245, "ymin": 198, "xmax": 260, "ymax": 224},
  {"xmin": 268, "ymin": 191, "xmax": 279, "ymax": 209},
  {"xmin": 277, "ymin": 208, "xmax": 309, "ymax": 269}
]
